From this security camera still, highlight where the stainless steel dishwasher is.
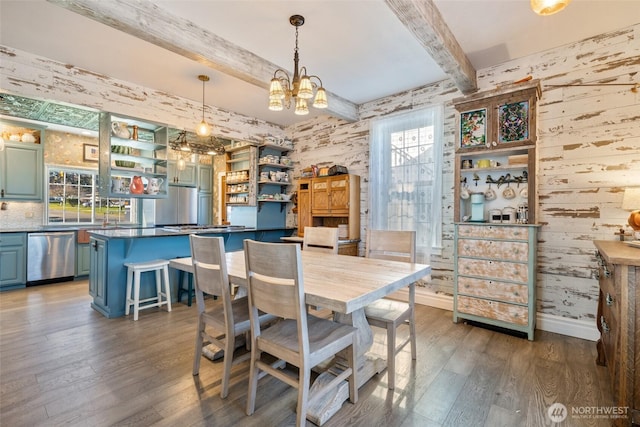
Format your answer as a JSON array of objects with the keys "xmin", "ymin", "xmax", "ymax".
[{"xmin": 27, "ymin": 231, "xmax": 76, "ymax": 285}]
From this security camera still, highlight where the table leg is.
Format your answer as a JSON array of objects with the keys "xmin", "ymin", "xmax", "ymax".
[{"xmin": 306, "ymin": 308, "xmax": 386, "ymax": 425}]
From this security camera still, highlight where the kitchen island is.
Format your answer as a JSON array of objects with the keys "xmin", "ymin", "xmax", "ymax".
[{"xmin": 87, "ymin": 226, "xmax": 294, "ymax": 318}]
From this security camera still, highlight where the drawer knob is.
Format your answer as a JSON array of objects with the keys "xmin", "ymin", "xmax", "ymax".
[
  {"xmin": 605, "ymin": 293, "xmax": 614, "ymax": 306},
  {"xmin": 600, "ymin": 316, "xmax": 610, "ymax": 333}
]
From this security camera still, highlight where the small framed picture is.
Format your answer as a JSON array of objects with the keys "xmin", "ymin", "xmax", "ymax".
[{"xmin": 83, "ymin": 144, "xmax": 99, "ymax": 162}]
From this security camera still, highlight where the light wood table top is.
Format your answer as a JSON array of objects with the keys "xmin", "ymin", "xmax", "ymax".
[
  {"xmin": 227, "ymin": 250, "xmax": 430, "ymax": 314},
  {"xmin": 170, "ymin": 251, "xmax": 431, "ymax": 315}
]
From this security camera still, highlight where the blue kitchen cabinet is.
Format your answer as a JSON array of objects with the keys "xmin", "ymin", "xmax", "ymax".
[
  {"xmin": 198, "ymin": 192, "xmax": 212, "ymax": 225},
  {"xmin": 89, "ymin": 237, "xmax": 108, "ymax": 312},
  {"xmin": 0, "ymin": 141, "xmax": 43, "ymax": 201},
  {"xmin": 167, "ymin": 161, "xmax": 197, "ymax": 186},
  {"xmin": 0, "ymin": 232, "xmax": 27, "ymax": 289},
  {"xmin": 197, "ymin": 164, "xmax": 213, "ymax": 193},
  {"xmin": 76, "ymin": 243, "xmax": 91, "ymax": 277}
]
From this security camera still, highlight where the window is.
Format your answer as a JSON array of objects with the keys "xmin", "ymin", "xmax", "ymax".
[
  {"xmin": 369, "ymin": 106, "xmax": 444, "ymax": 263},
  {"xmin": 47, "ymin": 166, "xmax": 136, "ymax": 224}
]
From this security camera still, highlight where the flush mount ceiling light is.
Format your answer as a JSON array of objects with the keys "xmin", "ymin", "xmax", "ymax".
[
  {"xmin": 196, "ymin": 75, "xmax": 211, "ymax": 137},
  {"xmin": 531, "ymin": 0, "xmax": 571, "ymax": 16},
  {"xmin": 269, "ymin": 15, "xmax": 328, "ymax": 115}
]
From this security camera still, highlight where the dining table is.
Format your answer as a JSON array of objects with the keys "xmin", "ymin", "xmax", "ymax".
[{"xmin": 171, "ymin": 249, "xmax": 431, "ymax": 425}]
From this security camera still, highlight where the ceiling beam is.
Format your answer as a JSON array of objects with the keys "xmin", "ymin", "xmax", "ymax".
[
  {"xmin": 46, "ymin": 0, "xmax": 358, "ymax": 123},
  {"xmin": 385, "ymin": 0, "xmax": 477, "ymax": 95}
]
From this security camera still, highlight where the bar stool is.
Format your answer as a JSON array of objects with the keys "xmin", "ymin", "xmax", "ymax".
[{"xmin": 124, "ymin": 259, "xmax": 172, "ymax": 321}]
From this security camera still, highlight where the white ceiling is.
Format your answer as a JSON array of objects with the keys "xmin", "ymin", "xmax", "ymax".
[{"xmin": 1, "ymin": 0, "xmax": 639, "ymax": 128}]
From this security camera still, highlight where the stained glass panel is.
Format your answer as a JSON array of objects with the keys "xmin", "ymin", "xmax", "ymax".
[
  {"xmin": 459, "ymin": 108, "xmax": 487, "ymax": 148},
  {"xmin": 499, "ymin": 101, "xmax": 529, "ymax": 143}
]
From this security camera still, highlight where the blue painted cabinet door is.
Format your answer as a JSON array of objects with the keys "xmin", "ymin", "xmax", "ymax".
[
  {"xmin": 0, "ymin": 233, "xmax": 26, "ymax": 289},
  {"xmin": 0, "ymin": 143, "xmax": 43, "ymax": 201},
  {"xmin": 89, "ymin": 238, "xmax": 108, "ymax": 309}
]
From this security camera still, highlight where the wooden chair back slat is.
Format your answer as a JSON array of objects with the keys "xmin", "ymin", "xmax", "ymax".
[
  {"xmin": 366, "ymin": 230, "xmax": 416, "ymax": 263},
  {"xmin": 303, "ymin": 226, "xmax": 339, "ymax": 254},
  {"xmin": 244, "ymin": 240, "xmax": 306, "ymax": 322},
  {"xmin": 190, "ymin": 235, "xmax": 232, "ymax": 314}
]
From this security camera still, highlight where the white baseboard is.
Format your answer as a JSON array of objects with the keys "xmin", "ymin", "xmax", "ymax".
[
  {"xmin": 411, "ymin": 291, "xmax": 600, "ymax": 342},
  {"xmin": 536, "ymin": 313, "xmax": 599, "ymax": 342}
]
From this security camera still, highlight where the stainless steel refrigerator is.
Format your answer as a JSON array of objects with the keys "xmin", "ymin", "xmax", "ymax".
[{"xmin": 155, "ymin": 186, "xmax": 197, "ymax": 225}]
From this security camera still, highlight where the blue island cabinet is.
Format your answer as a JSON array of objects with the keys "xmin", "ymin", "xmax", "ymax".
[{"xmin": 88, "ymin": 228, "xmax": 293, "ymax": 318}]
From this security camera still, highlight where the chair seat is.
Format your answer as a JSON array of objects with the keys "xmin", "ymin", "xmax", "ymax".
[
  {"xmin": 202, "ymin": 296, "xmax": 277, "ymax": 335},
  {"xmin": 258, "ymin": 314, "xmax": 356, "ymax": 366},
  {"xmin": 365, "ymin": 298, "xmax": 410, "ymax": 323}
]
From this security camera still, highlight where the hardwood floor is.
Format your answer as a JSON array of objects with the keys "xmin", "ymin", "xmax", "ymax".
[{"xmin": 0, "ymin": 280, "xmax": 615, "ymax": 427}]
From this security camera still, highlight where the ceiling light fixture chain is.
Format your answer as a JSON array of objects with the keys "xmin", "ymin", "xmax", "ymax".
[
  {"xmin": 268, "ymin": 14, "xmax": 328, "ymax": 115},
  {"xmin": 196, "ymin": 74, "xmax": 211, "ymax": 136}
]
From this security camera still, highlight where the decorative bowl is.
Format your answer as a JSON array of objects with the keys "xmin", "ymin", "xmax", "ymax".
[{"xmin": 115, "ymin": 160, "xmax": 136, "ymax": 168}]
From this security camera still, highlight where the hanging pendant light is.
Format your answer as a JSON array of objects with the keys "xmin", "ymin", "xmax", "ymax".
[
  {"xmin": 268, "ymin": 15, "xmax": 328, "ymax": 114},
  {"xmin": 531, "ymin": 0, "xmax": 571, "ymax": 16},
  {"xmin": 196, "ymin": 75, "xmax": 211, "ymax": 137}
]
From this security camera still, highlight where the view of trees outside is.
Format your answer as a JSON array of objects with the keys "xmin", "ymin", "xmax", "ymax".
[{"xmin": 48, "ymin": 168, "xmax": 133, "ymax": 224}]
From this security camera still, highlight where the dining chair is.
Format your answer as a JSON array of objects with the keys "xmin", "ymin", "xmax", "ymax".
[
  {"xmin": 190, "ymin": 235, "xmax": 276, "ymax": 399},
  {"xmin": 243, "ymin": 240, "xmax": 358, "ymax": 426},
  {"xmin": 363, "ymin": 229, "xmax": 417, "ymax": 390},
  {"xmin": 302, "ymin": 226, "xmax": 339, "ymax": 254}
]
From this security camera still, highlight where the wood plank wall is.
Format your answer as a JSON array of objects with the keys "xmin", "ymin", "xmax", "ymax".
[
  {"xmin": 1, "ymin": 23, "xmax": 638, "ymax": 328},
  {"xmin": 287, "ymin": 23, "xmax": 640, "ymax": 325}
]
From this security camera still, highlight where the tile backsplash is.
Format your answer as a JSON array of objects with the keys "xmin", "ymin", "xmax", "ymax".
[{"xmin": 0, "ymin": 202, "xmax": 44, "ymax": 229}]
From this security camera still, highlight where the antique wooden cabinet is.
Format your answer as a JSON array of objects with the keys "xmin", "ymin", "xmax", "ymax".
[
  {"xmin": 454, "ymin": 223, "xmax": 538, "ymax": 340},
  {"xmin": 296, "ymin": 174, "xmax": 360, "ymax": 240},
  {"xmin": 594, "ymin": 240, "xmax": 639, "ymax": 427},
  {"xmin": 453, "ymin": 80, "xmax": 541, "ymax": 339}
]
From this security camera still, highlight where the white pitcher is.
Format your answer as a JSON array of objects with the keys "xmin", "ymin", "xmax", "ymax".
[{"xmin": 147, "ymin": 177, "xmax": 164, "ymax": 195}]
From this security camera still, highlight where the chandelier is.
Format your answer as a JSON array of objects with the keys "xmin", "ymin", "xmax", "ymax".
[
  {"xmin": 530, "ymin": 0, "xmax": 571, "ymax": 16},
  {"xmin": 268, "ymin": 15, "xmax": 328, "ymax": 115}
]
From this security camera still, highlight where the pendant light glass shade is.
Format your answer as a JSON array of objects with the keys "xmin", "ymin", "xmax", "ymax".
[
  {"xmin": 312, "ymin": 87, "xmax": 328, "ymax": 109},
  {"xmin": 297, "ymin": 76, "xmax": 314, "ymax": 99},
  {"xmin": 196, "ymin": 120, "xmax": 211, "ymax": 137},
  {"xmin": 269, "ymin": 78, "xmax": 285, "ymax": 100},
  {"xmin": 196, "ymin": 75, "xmax": 211, "ymax": 137},
  {"xmin": 294, "ymin": 97, "xmax": 309, "ymax": 115},
  {"xmin": 530, "ymin": 0, "xmax": 571, "ymax": 15},
  {"xmin": 177, "ymin": 158, "xmax": 186, "ymax": 171},
  {"xmin": 269, "ymin": 98, "xmax": 284, "ymax": 111}
]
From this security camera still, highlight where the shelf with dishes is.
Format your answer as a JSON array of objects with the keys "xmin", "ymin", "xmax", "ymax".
[
  {"xmin": 456, "ymin": 146, "xmax": 535, "ymax": 224},
  {"xmin": 99, "ymin": 112, "xmax": 168, "ymax": 199}
]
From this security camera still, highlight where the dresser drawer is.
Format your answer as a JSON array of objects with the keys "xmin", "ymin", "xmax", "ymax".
[
  {"xmin": 458, "ymin": 239, "xmax": 529, "ymax": 262},
  {"xmin": 458, "ymin": 224, "xmax": 529, "ymax": 240},
  {"xmin": 458, "ymin": 257, "xmax": 529, "ymax": 283},
  {"xmin": 458, "ymin": 276, "xmax": 528, "ymax": 304},
  {"xmin": 457, "ymin": 295, "xmax": 528, "ymax": 325}
]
